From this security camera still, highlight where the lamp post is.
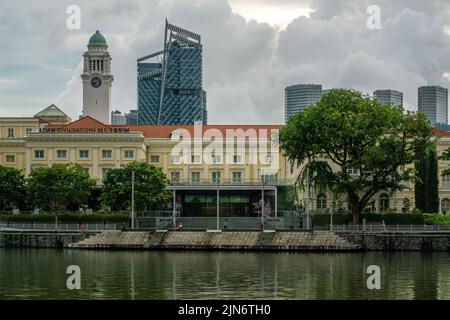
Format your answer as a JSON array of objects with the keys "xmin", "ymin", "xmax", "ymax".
[
  {"xmin": 172, "ymin": 184, "xmax": 176, "ymax": 230},
  {"xmin": 131, "ymin": 170, "xmax": 135, "ymax": 229},
  {"xmin": 261, "ymin": 173, "xmax": 265, "ymax": 229},
  {"xmin": 305, "ymin": 166, "xmax": 311, "ymax": 230},
  {"xmin": 216, "ymin": 170, "xmax": 220, "ymax": 231}
]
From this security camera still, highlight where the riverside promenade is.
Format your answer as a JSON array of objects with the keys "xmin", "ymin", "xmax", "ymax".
[{"xmin": 4, "ymin": 228, "xmax": 450, "ymax": 251}]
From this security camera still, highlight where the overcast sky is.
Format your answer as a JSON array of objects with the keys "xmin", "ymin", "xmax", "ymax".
[{"xmin": 1, "ymin": 0, "xmax": 450, "ymax": 124}]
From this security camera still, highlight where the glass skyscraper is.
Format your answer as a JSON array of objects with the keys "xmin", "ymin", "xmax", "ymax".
[
  {"xmin": 284, "ymin": 84, "xmax": 322, "ymax": 123},
  {"xmin": 373, "ymin": 89, "xmax": 403, "ymax": 107},
  {"xmin": 418, "ymin": 85, "xmax": 448, "ymax": 127},
  {"xmin": 137, "ymin": 20, "xmax": 207, "ymax": 125}
]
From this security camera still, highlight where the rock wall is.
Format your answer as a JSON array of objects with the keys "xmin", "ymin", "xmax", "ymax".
[
  {"xmin": 0, "ymin": 231, "xmax": 89, "ymax": 248},
  {"xmin": 341, "ymin": 233, "xmax": 450, "ymax": 251}
]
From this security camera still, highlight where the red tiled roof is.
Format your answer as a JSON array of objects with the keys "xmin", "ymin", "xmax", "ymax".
[
  {"xmin": 126, "ymin": 125, "xmax": 282, "ymax": 138},
  {"xmin": 433, "ymin": 128, "xmax": 450, "ymax": 137},
  {"xmin": 43, "ymin": 118, "xmax": 450, "ymax": 139},
  {"xmin": 44, "ymin": 119, "xmax": 282, "ymax": 138}
]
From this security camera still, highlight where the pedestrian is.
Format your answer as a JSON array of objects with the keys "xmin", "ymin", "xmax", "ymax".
[
  {"xmin": 178, "ymin": 223, "xmax": 183, "ymax": 231},
  {"xmin": 121, "ymin": 223, "xmax": 126, "ymax": 231},
  {"xmin": 223, "ymin": 218, "xmax": 228, "ymax": 230}
]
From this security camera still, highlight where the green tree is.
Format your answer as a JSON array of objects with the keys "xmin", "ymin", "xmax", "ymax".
[
  {"xmin": 99, "ymin": 161, "xmax": 171, "ymax": 212},
  {"xmin": 280, "ymin": 89, "xmax": 433, "ymax": 224},
  {"xmin": 28, "ymin": 164, "xmax": 95, "ymax": 212},
  {"xmin": 0, "ymin": 166, "xmax": 27, "ymax": 211}
]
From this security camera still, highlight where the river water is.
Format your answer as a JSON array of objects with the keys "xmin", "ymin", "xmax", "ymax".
[{"xmin": 0, "ymin": 249, "xmax": 449, "ymax": 300}]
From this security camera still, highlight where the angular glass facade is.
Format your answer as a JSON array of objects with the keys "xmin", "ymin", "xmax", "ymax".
[
  {"xmin": 284, "ymin": 84, "xmax": 322, "ymax": 123},
  {"xmin": 373, "ymin": 89, "xmax": 403, "ymax": 107},
  {"xmin": 137, "ymin": 21, "xmax": 207, "ymax": 125},
  {"xmin": 418, "ymin": 86, "xmax": 448, "ymax": 126}
]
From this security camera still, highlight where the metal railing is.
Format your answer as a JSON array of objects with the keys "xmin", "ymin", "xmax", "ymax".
[
  {"xmin": 326, "ymin": 224, "xmax": 450, "ymax": 233},
  {"xmin": 136, "ymin": 215, "xmax": 305, "ymax": 231},
  {"xmin": 0, "ymin": 222, "xmax": 121, "ymax": 231},
  {"xmin": 170, "ymin": 178, "xmax": 294, "ymax": 187}
]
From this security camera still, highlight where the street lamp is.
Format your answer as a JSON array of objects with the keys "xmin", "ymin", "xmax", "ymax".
[
  {"xmin": 216, "ymin": 170, "xmax": 220, "ymax": 231},
  {"xmin": 172, "ymin": 184, "xmax": 176, "ymax": 230},
  {"xmin": 131, "ymin": 170, "xmax": 135, "ymax": 229},
  {"xmin": 261, "ymin": 173, "xmax": 265, "ymax": 229}
]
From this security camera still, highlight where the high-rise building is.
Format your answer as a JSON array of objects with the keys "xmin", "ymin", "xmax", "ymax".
[
  {"xmin": 373, "ymin": 89, "xmax": 403, "ymax": 107},
  {"xmin": 418, "ymin": 86, "xmax": 448, "ymax": 126},
  {"xmin": 125, "ymin": 109, "xmax": 138, "ymax": 125},
  {"xmin": 137, "ymin": 20, "xmax": 207, "ymax": 125},
  {"xmin": 284, "ymin": 84, "xmax": 322, "ymax": 122},
  {"xmin": 81, "ymin": 31, "xmax": 113, "ymax": 124},
  {"xmin": 111, "ymin": 110, "xmax": 126, "ymax": 125}
]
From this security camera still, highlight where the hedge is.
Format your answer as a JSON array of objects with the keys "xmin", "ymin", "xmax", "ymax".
[{"xmin": 312, "ymin": 213, "xmax": 426, "ymax": 226}]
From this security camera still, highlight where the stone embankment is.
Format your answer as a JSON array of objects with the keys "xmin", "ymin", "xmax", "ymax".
[
  {"xmin": 0, "ymin": 230, "xmax": 88, "ymax": 248},
  {"xmin": 341, "ymin": 232, "xmax": 450, "ymax": 251},
  {"xmin": 67, "ymin": 230, "xmax": 360, "ymax": 251}
]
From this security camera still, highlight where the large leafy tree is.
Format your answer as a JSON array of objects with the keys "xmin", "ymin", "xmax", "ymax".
[
  {"xmin": 28, "ymin": 164, "xmax": 95, "ymax": 212},
  {"xmin": 280, "ymin": 89, "xmax": 433, "ymax": 224},
  {"xmin": 0, "ymin": 166, "xmax": 27, "ymax": 211},
  {"xmin": 99, "ymin": 161, "xmax": 171, "ymax": 212}
]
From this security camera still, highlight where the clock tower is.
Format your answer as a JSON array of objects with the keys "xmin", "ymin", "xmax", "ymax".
[{"xmin": 81, "ymin": 30, "xmax": 113, "ymax": 124}]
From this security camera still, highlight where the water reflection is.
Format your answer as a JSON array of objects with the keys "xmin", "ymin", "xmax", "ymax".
[{"xmin": 0, "ymin": 249, "xmax": 450, "ymax": 300}]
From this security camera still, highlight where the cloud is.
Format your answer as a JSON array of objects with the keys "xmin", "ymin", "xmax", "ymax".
[{"xmin": 1, "ymin": 0, "xmax": 450, "ymax": 124}]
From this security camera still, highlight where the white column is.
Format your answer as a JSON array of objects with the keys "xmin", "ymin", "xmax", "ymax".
[
  {"xmin": 203, "ymin": 163, "xmax": 208, "ymax": 182},
  {"xmin": 47, "ymin": 147, "xmax": 53, "ymax": 167},
  {"xmin": 18, "ymin": 153, "xmax": 23, "ymax": 171},
  {"xmin": 115, "ymin": 148, "xmax": 121, "ymax": 168},
  {"xmin": 70, "ymin": 147, "xmax": 75, "ymax": 163},
  {"xmin": 25, "ymin": 148, "xmax": 31, "ymax": 176},
  {"xmin": 93, "ymin": 147, "xmax": 98, "ymax": 179}
]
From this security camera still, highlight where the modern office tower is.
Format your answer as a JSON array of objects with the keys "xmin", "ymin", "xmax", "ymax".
[
  {"xmin": 418, "ymin": 86, "xmax": 448, "ymax": 126},
  {"xmin": 81, "ymin": 31, "xmax": 113, "ymax": 124},
  {"xmin": 111, "ymin": 110, "xmax": 126, "ymax": 125},
  {"xmin": 125, "ymin": 109, "xmax": 138, "ymax": 125},
  {"xmin": 373, "ymin": 89, "xmax": 403, "ymax": 107},
  {"xmin": 137, "ymin": 20, "xmax": 207, "ymax": 125},
  {"xmin": 284, "ymin": 84, "xmax": 322, "ymax": 122}
]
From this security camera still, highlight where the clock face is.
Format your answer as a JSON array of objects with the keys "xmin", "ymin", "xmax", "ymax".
[{"xmin": 91, "ymin": 77, "xmax": 102, "ymax": 88}]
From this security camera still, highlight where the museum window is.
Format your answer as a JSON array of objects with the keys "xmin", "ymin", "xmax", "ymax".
[
  {"xmin": 233, "ymin": 155, "xmax": 243, "ymax": 164},
  {"xmin": 190, "ymin": 171, "xmax": 201, "ymax": 184},
  {"xmin": 316, "ymin": 193, "xmax": 327, "ymax": 209},
  {"xmin": 232, "ymin": 171, "xmax": 242, "ymax": 183},
  {"xmin": 442, "ymin": 198, "xmax": 450, "ymax": 214},
  {"xmin": 79, "ymin": 150, "xmax": 89, "ymax": 159},
  {"xmin": 442, "ymin": 174, "xmax": 450, "ymax": 188},
  {"xmin": 102, "ymin": 168, "xmax": 111, "ymax": 180},
  {"xmin": 5, "ymin": 155, "xmax": 15, "ymax": 163},
  {"xmin": 7, "ymin": 128, "xmax": 14, "ymax": 138},
  {"xmin": 171, "ymin": 155, "xmax": 181, "ymax": 164},
  {"xmin": 191, "ymin": 155, "xmax": 201, "ymax": 164},
  {"xmin": 150, "ymin": 155, "xmax": 160, "ymax": 163},
  {"xmin": 34, "ymin": 150, "xmax": 44, "ymax": 160},
  {"xmin": 212, "ymin": 171, "xmax": 221, "ymax": 183},
  {"xmin": 102, "ymin": 150, "xmax": 112, "ymax": 159},
  {"xmin": 379, "ymin": 193, "xmax": 390, "ymax": 212},
  {"xmin": 124, "ymin": 150, "xmax": 135, "ymax": 160},
  {"xmin": 171, "ymin": 171, "xmax": 180, "ymax": 183},
  {"xmin": 56, "ymin": 149, "xmax": 67, "ymax": 160},
  {"xmin": 211, "ymin": 154, "xmax": 221, "ymax": 164}
]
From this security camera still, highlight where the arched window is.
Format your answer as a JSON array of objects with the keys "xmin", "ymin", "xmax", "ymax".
[
  {"xmin": 402, "ymin": 198, "xmax": 410, "ymax": 212},
  {"xmin": 316, "ymin": 193, "xmax": 327, "ymax": 209},
  {"xmin": 379, "ymin": 193, "xmax": 390, "ymax": 212},
  {"xmin": 442, "ymin": 198, "xmax": 450, "ymax": 214}
]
